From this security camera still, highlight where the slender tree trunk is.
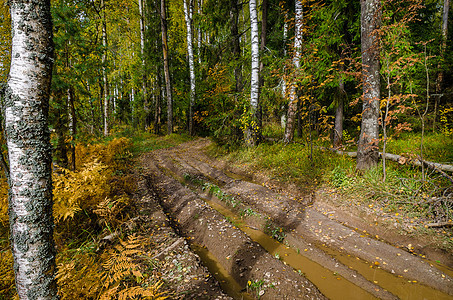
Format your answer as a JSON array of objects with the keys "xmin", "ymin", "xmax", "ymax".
[
  {"xmin": 160, "ymin": 0, "xmax": 173, "ymax": 135},
  {"xmin": 257, "ymin": 0, "xmax": 268, "ymax": 136},
  {"xmin": 154, "ymin": 67, "xmax": 162, "ymax": 134},
  {"xmin": 101, "ymin": 0, "xmax": 109, "ymax": 136},
  {"xmin": 230, "ymin": 0, "xmax": 242, "ymax": 95},
  {"xmin": 55, "ymin": 91, "xmax": 68, "ymax": 169},
  {"xmin": 284, "ymin": 0, "xmax": 303, "ymax": 143},
  {"xmin": 246, "ymin": 0, "xmax": 260, "ymax": 147},
  {"xmin": 434, "ymin": 0, "xmax": 449, "ymax": 131},
  {"xmin": 381, "ymin": 59, "xmax": 391, "ymax": 181},
  {"xmin": 5, "ymin": 1, "xmax": 58, "ymax": 298},
  {"xmin": 357, "ymin": 0, "xmax": 381, "ymax": 171},
  {"xmin": 197, "ymin": 0, "xmax": 203, "ymax": 65},
  {"xmin": 281, "ymin": 10, "xmax": 288, "ymax": 98},
  {"xmin": 68, "ymin": 88, "xmax": 76, "ymax": 171},
  {"xmin": 333, "ymin": 64, "xmax": 345, "ymax": 148},
  {"xmin": 281, "ymin": 10, "xmax": 288, "ymax": 128},
  {"xmin": 419, "ymin": 45, "xmax": 431, "ymax": 182},
  {"xmin": 139, "ymin": 0, "xmax": 150, "ymax": 128},
  {"xmin": 184, "ymin": 0, "xmax": 196, "ymax": 135},
  {"xmin": 86, "ymin": 81, "xmax": 95, "ymax": 134}
]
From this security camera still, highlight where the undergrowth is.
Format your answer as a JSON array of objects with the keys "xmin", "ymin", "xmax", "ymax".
[
  {"xmin": 108, "ymin": 125, "xmax": 193, "ymax": 155},
  {"xmin": 0, "ymin": 135, "xmax": 172, "ymax": 299}
]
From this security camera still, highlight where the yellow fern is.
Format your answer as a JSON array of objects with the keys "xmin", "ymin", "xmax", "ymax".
[
  {"xmin": 53, "ymin": 161, "xmax": 111, "ymax": 222},
  {"xmin": 98, "ymin": 235, "xmax": 168, "ymax": 300},
  {"xmin": 56, "ymin": 252, "xmax": 103, "ymax": 299},
  {"xmin": 117, "ymin": 283, "xmax": 168, "ymax": 300},
  {"xmin": 93, "ymin": 196, "xmax": 128, "ymax": 227},
  {"xmin": 0, "ymin": 249, "xmax": 15, "ymax": 298},
  {"xmin": 75, "ymin": 137, "xmax": 132, "ymax": 170}
]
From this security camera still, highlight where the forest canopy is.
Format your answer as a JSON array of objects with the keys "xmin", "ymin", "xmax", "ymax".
[{"xmin": 0, "ymin": 0, "xmax": 451, "ymax": 150}]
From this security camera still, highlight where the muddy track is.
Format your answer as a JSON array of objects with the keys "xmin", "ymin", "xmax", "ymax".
[
  {"xmin": 140, "ymin": 138, "xmax": 453, "ymax": 299},
  {"xmin": 134, "ymin": 169, "xmax": 231, "ymax": 299}
]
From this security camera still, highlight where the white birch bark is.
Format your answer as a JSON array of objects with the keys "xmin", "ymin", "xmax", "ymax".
[
  {"xmin": 6, "ymin": 1, "xmax": 58, "ymax": 298},
  {"xmin": 249, "ymin": 0, "xmax": 259, "ymax": 111},
  {"xmin": 281, "ymin": 11, "xmax": 288, "ymax": 128},
  {"xmin": 284, "ymin": 0, "xmax": 303, "ymax": 143},
  {"xmin": 101, "ymin": 0, "xmax": 109, "ymax": 136},
  {"xmin": 68, "ymin": 88, "xmax": 76, "ymax": 170},
  {"xmin": 246, "ymin": 0, "xmax": 260, "ymax": 146},
  {"xmin": 184, "ymin": 0, "xmax": 196, "ymax": 135},
  {"xmin": 131, "ymin": 87, "xmax": 135, "ymax": 125},
  {"xmin": 281, "ymin": 11, "xmax": 288, "ymax": 99},
  {"xmin": 197, "ymin": 0, "xmax": 202, "ymax": 65}
]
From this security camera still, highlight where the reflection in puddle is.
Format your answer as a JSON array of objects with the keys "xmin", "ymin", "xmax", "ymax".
[
  {"xmin": 190, "ymin": 244, "xmax": 254, "ymax": 300},
  {"xmin": 320, "ymin": 245, "xmax": 453, "ymax": 300},
  {"xmin": 203, "ymin": 196, "xmax": 452, "ymax": 300},
  {"xmin": 204, "ymin": 197, "xmax": 377, "ymax": 300}
]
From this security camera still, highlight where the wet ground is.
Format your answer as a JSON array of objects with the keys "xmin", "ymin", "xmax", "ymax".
[{"xmin": 137, "ymin": 138, "xmax": 453, "ymax": 299}]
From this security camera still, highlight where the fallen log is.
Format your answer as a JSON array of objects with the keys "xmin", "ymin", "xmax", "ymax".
[{"xmin": 322, "ymin": 147, "xmax": 453, "ymax": 173}]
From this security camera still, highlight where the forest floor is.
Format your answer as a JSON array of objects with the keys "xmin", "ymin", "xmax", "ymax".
[{"xmin": 136, "ymin": 138, "xmax": 453, "ymax": 299}]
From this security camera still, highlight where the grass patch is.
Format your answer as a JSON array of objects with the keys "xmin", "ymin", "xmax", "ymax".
[
  {"xmin": 264, "ymin": 220, "xmax": 286, "ymax": 242},
  {"xmin": 130, "ymin": 133, "xmax": 192, "ymax": 155},
  {"xmin": 202, "ymin": 182, "xmax": 241, "ymax": 208},
  {"xmin": 385, "ymin": 132, "xmax": 453, "ymax": 163},
  {"xmin": 98, "ymin": 125, "xmax": 193, "ymax": 155}
]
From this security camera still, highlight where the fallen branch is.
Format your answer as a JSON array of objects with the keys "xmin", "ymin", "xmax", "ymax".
[
  {"xmin": 151, "ymin": 237, "xmax": 185, "ymax": 260},
  {"xmin": 417, "ymin": 156, "xmax": 453, "ymax": 185},
  {"xmin": 426, "ymin": 222, "xmax": 453, "ymax": 228},
  {"xmin": 320, "ymin": 147, "xmax": 453, "ymax": 174}
]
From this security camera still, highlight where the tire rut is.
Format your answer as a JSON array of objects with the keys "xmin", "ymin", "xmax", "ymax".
[
  {"xmin": 141, "ymin": 138, "xmax": 453, "ymax": 299},
  {"xmin": 142, "ymin": 152, "xmax": 326, "ymax": 299}
]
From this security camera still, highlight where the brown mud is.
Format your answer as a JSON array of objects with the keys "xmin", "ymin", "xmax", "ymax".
[
  {"xmin": 138, "ymin": 138, "xmax": 453, "ymax": 299},
  {"xmin": 133, "ymin": 170, "xmax": 232, "ymax": 299}
]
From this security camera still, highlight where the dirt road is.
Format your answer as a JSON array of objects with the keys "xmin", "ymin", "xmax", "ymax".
[{"xmin": 139, "ymin": 138, "xmax": 453, "ymax": 299}]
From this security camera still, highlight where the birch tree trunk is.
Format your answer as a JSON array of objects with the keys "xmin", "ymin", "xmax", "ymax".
[
  {"xmin": 245, "ymin": 0, "xmax": 260, "ymax": 147},
  {"xmin": 284, "ymin": 0, "xmax": 303, "ymax": 143},
  {"xmin": 281, "ymin": 10, "xmax": 288, "ymax": 98},
  {"xmin": 197, "ymin": 0, "xmax": 202, "ymax": 65},
  {"xmin": 101, "ymin": 0, "xmax": 109, "ymax": 136},
  {"xmin": 281, "ymin": 10, "xmax": 288, "ymax": 128},
  {"xmin": 5, "ymin": 0, "xmax": 58, "ymax": 298},
  {"xmin": 184, "ymin": 0, "xmax": 196, "ymax": 135},
  {"xmin": 357, "ymin": 0, "xmax": 381, "ymax": 170},
  {"xmin": 161, "ymin": 0, "xmax": 173, "ymax": 135}
]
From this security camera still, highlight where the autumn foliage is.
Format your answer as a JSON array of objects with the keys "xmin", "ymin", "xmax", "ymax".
[{"xmin": 0, "ymin": 138, "xmax": 168, "ymax": 299}]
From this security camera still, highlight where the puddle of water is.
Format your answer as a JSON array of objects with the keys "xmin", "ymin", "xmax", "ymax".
[
  {"xmin": 203, "ymin": 197, "xmax": 378, "ymax": 300},
  {"xmin": 162, "ymin": 165, "xmax": 452, "ymax": 299},
  {"xmin": 320, "ymin": 245, "xmax": 453, "ymax": 300},
  {"xmin": 190, "ymin": 244, "xmax": 254, "ymax": 300}
]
